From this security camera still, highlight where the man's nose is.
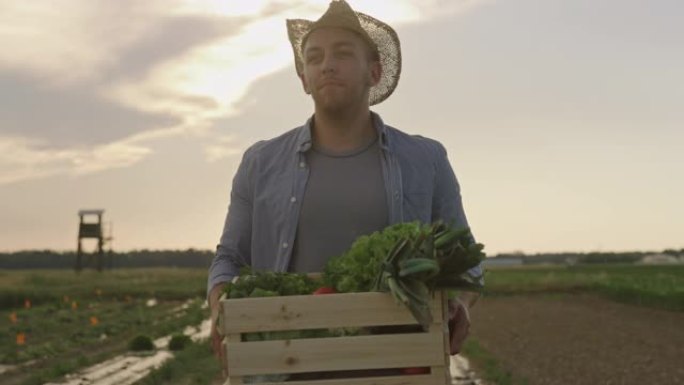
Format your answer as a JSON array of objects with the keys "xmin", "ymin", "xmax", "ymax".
[{"xmin": 322, "ymin": 55, "xmax": 338, "ymax": 74}]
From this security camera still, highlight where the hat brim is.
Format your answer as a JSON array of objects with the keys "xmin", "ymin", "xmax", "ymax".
[{"xmin": 287, "ymin": 12, "xmax": 401, "ymax": 106}]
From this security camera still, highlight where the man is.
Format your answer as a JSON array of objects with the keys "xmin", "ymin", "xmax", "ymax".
[{"xmin": 208, "ymin": 0, "xmax": 482, "ymax": 374}]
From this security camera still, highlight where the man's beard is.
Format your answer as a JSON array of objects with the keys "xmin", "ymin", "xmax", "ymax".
[{"xmin": 313, "ymin": 86, "xmax": 369, "ymax": 117}]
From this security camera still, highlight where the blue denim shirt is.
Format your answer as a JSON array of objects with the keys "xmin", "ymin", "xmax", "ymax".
[{"xmin": 207, "ymin": 112, "xmax": 483, "ymax": 295}]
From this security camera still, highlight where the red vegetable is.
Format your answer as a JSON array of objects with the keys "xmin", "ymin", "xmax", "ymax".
[
  {"xmin": 312, "ymin": 286, "xmax": 337, "ymax": 295},
  {"xmin": 402, "ymin": 367, "xmax": 430, "ymax": 375}
]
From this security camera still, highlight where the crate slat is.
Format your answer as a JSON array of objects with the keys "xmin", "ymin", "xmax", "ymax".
[
  {"xmin": 220, "ymin": 290, "xmax": 452, "ymax": 384},
  {"xmin": 431, "ymin": 291, "xmax": 451, "ymax": 384},
  {"xmin": 249, "ymin": 373, "xmax": 441, "ymax": 385},
  {"xmin": 221, "ymin": 292, "xmax": 442, "ymax": 333},
  {"xmin": 225, "ymin": 333, "xmax": 243, "ymax": 385},
  {"xmin": 227, "ymin": 331, "xmax": 444, "ymax": 376}
]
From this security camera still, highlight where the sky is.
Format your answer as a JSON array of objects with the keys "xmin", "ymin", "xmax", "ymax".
[{"xmin": 0, "ymin": 0, "xmax": 682, "ymax": 255}]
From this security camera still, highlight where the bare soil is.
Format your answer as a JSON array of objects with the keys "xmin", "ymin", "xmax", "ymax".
[{"xmin": 468, "ymin": 293, "xmax": 684, "ymax": 385}]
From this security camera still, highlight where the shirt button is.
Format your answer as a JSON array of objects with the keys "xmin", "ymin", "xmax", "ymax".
[
  {"xmin": 282, "ymin": 242, "xmax": 289, "ymax": 249},
  {"xmin": 290, "ymin": 196, "xmax": 297, "ymax": 203},
  {"xmin": 299, "ymin": 161, "xmax": 306, "ymax": 168}
]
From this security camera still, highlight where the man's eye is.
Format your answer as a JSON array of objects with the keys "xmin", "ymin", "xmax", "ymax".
[{"xmin": 306, "ymin": 55, "xmax": 321, "ymax": 63}]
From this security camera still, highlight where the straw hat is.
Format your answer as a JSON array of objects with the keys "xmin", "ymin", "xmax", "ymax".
[{"xmin": 286, "ymin": 0, "xmax": 401, "ymax": 105}]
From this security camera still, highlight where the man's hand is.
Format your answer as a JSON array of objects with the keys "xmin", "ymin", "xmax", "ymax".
[
  {"xmin": 448, "ymin": 292, "xmax": 480, "ymax": 355},
  {"xmin": 209, "ymin": 283, "xmax": 228, "ymax": 378}
]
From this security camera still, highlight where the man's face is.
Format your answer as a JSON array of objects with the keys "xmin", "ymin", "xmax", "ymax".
[{"xmin": 299, "ymin": 27, "xmax": 381, "ymax": 113}]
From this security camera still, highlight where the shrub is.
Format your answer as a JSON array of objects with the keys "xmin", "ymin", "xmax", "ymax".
[
  {"xmin": 129, "ymin": 335, "xmax": 155, "ymax": 351},
  {"xmin": 168, "ymin": 334, "xmax": 192, "ymax": 351}
]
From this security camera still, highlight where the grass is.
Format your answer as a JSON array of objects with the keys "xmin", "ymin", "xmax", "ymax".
[
  {"xmin": 134, "ymin": 341, "xmax": 221, "ymax": 385},
  {"xmin": 0, "ymin": 268, "xmax": 209, "ymax": 385},
  {"xmin": 462, "ymin": 338, "xmax": 529, "ymax": 385},
  {"xmin": 478, "ymin": 264, "xmax": 684, "ymax": 311},
  {"xmin": 0, "ymin": 268, "xmax": 208, "ymax": 310}
]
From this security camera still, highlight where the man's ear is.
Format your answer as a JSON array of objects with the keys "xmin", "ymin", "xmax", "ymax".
[
  {"xmin": 368, "ymin": 61, "xmax": 382, "ymax": 87},
  {"xmin": 298, "ymin": 72, "xmax": 311, "ymax": 95}
]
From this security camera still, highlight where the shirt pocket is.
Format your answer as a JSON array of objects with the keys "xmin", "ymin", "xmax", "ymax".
[{"xmin": 403, "ymin": 190, "xmax": 432, "ymax": 223}]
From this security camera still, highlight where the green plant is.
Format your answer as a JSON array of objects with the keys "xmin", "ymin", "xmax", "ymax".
[
  {"xmin": 324, "ymin": 221, "xmax": 485, "ymax": 329},
  {"xmin": 135, "ymin": 341, "xmax": 220, "ymax": 385},
  {"xmin": 222, "ymin": 268, "xmax": 320, "ymax": 299},
  {"xmin": 323, "ymin": 222, "xmax": 427, "ymax": 293},
  {"xmin": 128, "ymin": 335, "xmax": 155, "ymax": 351},
  {"xmin": 168, "ymin": 334, "xmax": 191, "ymax": 351}
]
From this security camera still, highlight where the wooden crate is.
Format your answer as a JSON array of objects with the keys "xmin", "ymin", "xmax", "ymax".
[{"xmin": 219, "ymin": 290, "xmax": 451, "ymax": 385}]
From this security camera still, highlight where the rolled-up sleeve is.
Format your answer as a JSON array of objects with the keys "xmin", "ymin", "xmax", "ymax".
[
  {"xmin": 207, "ymin": 146, "xmax": 257, "ymax": 298},
  {"xmin": 431, "ymin": 142, "xmax": 484, "ymax": 282}
]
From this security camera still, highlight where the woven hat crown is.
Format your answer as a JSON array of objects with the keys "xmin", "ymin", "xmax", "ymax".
[
  {"xmin": 286, "ymin": 0, "xmax": 401, "ymax": 105},
  {"xmin": 303, "ymin": 0, "xmax": 376, "ymax": 52}
]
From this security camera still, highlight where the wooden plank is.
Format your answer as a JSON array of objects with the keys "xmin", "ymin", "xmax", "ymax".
[
  {"xmin": 227, "ymin": 332, "xmax": 445, "ymax": 376},
  {"xmin": 221, "ymin": 292, "xmax": 442, "ymax": 334},
  {"xmin": 431, "ymin": 290, "xmax": 451, "ymax": 384},
  {"xmin": 225, "ymin": 334, "xmax": 243, "ymax": 385},
  {"xmin": 221, "ymin": 338, "xmax": 230, "ymax": 385},
  {"xmin": 253, "ymin": 373, "xmax": 442, "ymax": 385}
]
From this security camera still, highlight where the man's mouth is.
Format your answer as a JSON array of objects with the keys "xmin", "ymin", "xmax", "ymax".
[{"xmin": 319, "ymin": 80, "xmax": 344, "ymax": 89}]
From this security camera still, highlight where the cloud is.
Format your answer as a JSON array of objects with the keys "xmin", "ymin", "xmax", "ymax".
[
  {"xmin": 0, "ymin": 135, "xmax": 153, "ymax": 185},
  {"xmin": 0, "ymin": 1, "xmax": 248, "ymax": 184},
  {"xmin": 102, "ymin": 0, "xmax": 492, "ymax": 126},
  {"xmin": 196, "ymin": 1, "xmax": 494, "ymax": 160},
  {"xmin": 0, "ymin": 0, "xmax": 490, "ymax": 185},
  {"xmin": 204, "ymin": 135, "xmax": 243, "ymax": 162},
  {"xmin": 108, "ymin": 15, "xmax": 249, "ymax": 83},
  {"xmin": 0, "ymin": 1, "xmax": 162, "ymax": 85},
  {"xmin": 0, "ymin": 73, "xmax": 178, "ymax": 148}
]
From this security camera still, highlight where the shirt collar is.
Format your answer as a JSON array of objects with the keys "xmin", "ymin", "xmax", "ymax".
[{"xmin": 295, "ymin": 111, "xmax": 390, "ymax": 153}]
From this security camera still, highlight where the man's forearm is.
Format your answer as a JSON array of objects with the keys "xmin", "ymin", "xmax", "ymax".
[
  {"xmin": 457, "ymin": 291, "xmax": 481, "ymax": 308},
  {"xmin": 209, "ymin": 282, "xmax": 228, "ymax": 317}
]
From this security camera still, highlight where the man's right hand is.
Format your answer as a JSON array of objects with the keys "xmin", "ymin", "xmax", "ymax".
[{"xmin": 209, "ymin": 283, "xmax": 228, "ymax": 378}]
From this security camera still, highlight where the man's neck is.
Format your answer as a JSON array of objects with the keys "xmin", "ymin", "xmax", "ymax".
[{"xmin": 312, "ymin": 104, "xmax": 376, "ymax": 153}]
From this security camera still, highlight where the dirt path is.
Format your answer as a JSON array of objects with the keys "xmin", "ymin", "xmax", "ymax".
[{"xmin": 468, "ymin": 294, "xmax": 684, "ymax": 385}]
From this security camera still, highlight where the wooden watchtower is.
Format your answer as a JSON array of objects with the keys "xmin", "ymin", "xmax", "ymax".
[{"xmin": 76, "ymin": 209, "xmax": 110, "ymax": 272}]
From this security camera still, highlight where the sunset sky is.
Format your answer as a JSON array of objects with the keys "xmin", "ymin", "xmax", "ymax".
[{"xmin": 1, "ymin": 0, "xmax": 682, "ymax": 255}]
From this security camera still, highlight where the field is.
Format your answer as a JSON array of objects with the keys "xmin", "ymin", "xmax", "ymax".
[
  {"xmin": 464, "ymin": 264, "xmax": 684, "ymax": 385},
  {"xmin": 478, "ymin": 264, "xmax": 684, "ymax": 310},
  {"xmin": 0, "ymin": 268, "xmax": 210, "ymax": 385},
  {"xmin": 2, "ymin": 264, "xmax": 682, "ymax": 385}
]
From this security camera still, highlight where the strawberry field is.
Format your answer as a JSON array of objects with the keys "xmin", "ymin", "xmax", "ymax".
[{"xmin": 0, "ymin": 268, "xmax": 208, "ymax": 385}]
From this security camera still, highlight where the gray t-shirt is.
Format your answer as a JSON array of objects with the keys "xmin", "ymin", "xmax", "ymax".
[{"xmin": 288, "ymin": 137, "xmax": 388, "ymax": 273}]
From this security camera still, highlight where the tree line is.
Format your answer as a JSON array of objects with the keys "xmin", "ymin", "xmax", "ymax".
[
  {"xmin": 492, "ymin": 248, "xmax": 684, "ymax": 264},
  {"xmin": 0, "ymin": 249, "xmax": 215, "ymax": 269},
  {"xmin": 1, "ymin": 248, "xmax": 681, "ymax": 269}
]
